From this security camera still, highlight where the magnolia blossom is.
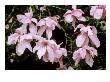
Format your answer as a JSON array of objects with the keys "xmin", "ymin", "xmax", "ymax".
[
  {"xmin": 75, "ymin": 24, "xmax": 100, "ymax": 48},
  {"xmin": 90, "ymin": 5, "xmax": 106, "ymax": 19},
  {"xmin": 37, "ymin": 16, "xmax": 59, "ymax": 39},
  {"xmin": 73, "ymin": 45, "xmax": 97, "ymax": 67},
  {"xmin": 33, "ymin": 38, "xmax": 67, "ymax": 62},
  {"xmin": 7, "ymin": 26, "xmax": 42, "ymax": 56},
  {"xmin": 64, "ymin": 9, "xmax": 86, "ymax": 23},
  {"xmin": 17, "ymin": 7, "xmax": 38, "ymax": 34}
]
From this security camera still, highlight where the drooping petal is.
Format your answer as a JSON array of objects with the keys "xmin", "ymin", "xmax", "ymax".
[
  {"xmin": 33, "ymin": 42, "xmax": 40, "ymax": 53},
  {"xmin": 7, "ymin": 33, "xmax": 19, "ymax": 45},
  {"xmin": 17, "ymin": 15, "xmax": 27, "ymax": 23},
  {"xmin": 93, "ymin": 9, "xmax": 103, "ymax": 19},
  {"xmin": 72, "ymin": 9, "xmax": 84, "ymax": 18},
  {"xmin": 25, "ymin": 12, "xmax": 33, "ymax": 19},
  {"xmin": 79, "ymin": 48, "xmax": 86, "ymax": 59},
  {"xmin": 29, "ymin": 23, "xmax": 37, "ymax": 34},
  {"xmin": 89, "ymin": 34, "xmax": 100, "ymax": 48},
  {"xmin": 46, "ymin": 29, "xmax": 52, "ymax": 39},
  {"xmin": 77, "ymin": 16, "xmax": 86, "ymax": 21},
  {"xmin": 43, "ymin": 52, "xmax": 49, "ymax": 62},
  {"xmin": 85, "ymin": 54, "xmax": 94, "ymax": 67},
  {"xmin": 47, "ymin": 46, "xmax": 55, "ymax": 62},
  {"xmin": 90, "ymin": 6, "xmax": 97, "ymax": 16},
  {"xmin": 60, "ymin": 48, "xmax": 67, "ymax": 56},
  {"xmin": 37, "ymin": 46, "xmax": 46, "ymax": 59},
  {"xmin": 64, "ymin": 14, "xmax": 73, "ymax": 23},
  {"xmin": 16, "ymin": 41, "xmax": 32, "ymax": 56},
  {"xmin": 76, "ymin": 33, "xmax": 87, "ymax": 47}
]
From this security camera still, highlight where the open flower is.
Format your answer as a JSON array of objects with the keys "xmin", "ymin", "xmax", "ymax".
[
  {"xmin": 75, "ymin": 24, "xmax": 100, "ymax": 48},
  {"xmin": 64, "ymin": 9, "xmax": 86, "ymax": 23},
  {"xmin": 17, "ymin": 7, "xmax": 38, "ymax": 34},
  {"xmin": 90, "ymin": 5, "xmax": 106, "ymax": 19},
  {"xmin": 73, "ymin": 45, "xmax": 97, "ymax": 67},
  {"xmin": 37, "ymin": 16, "xmax": 59, "ymax": 39},
  {"xmin": 33, "ymin": 39, "xmax": 67, "ymax": 62},
  {"xmin": 7, "ymin": 26, "xmax": 42, "ymax": 56}
]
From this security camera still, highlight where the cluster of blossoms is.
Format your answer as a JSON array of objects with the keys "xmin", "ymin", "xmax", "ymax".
[
  {"xmin": 7, "ymin": 7, "xmax": 67, "ymax": 69},
  {"xmin": 7, "ymin": 5, "xmax": 106, "ymax": 69},
  {"xmin": 64, "ymin": 5, "xmax": 105, "ymax": 67}
]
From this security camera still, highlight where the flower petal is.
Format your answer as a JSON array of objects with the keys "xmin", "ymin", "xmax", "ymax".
[
  {"xmin": 77, "ymin": 16, "xmax": 86, "ymax": 21},
  {"xmin": 47, "ymin": 46, "xmax": 55, "ymax": 62},
  {"xmin": 79, "ymin": 48, "xmax": 86, "ymax": 59},
  {"xmin": 64, "ymin": 14, "xmax": 73, "ymax": 23},
  {"xmin": 85, "ymin": 54, "xmax": 94, "ymax": 67},
  {"xmin": 76, "ymin": 33, "xmax": 86, "ymax": 47},
  {"xmin": 93, "ymin": 9, "xmax": 103, "ymax": 19},
  {"xmin": 37, "ymin": 46, "xmax": 46, "ymax": 59},
  {"xmin": 89, "ymin": 35, "xmax": 100, "ymax": 48},
  {"xmin": 29, "ymin": 23, "xmax": 37, "ymax": 34},
  {"xmin": 16, "ymin": 41, "xmax": 32, "ymax": 56},
  {"xmin": 46, "ymin": 29, "xmax": 52, "ymax": 39}
]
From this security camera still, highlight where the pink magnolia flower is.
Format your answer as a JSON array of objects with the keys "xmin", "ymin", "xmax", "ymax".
[
  {"xmin": 73, "ymin": 45, "xmax": 97, "ymax": 67},
  {"xmin": 33, "ymin": 39, "xmax": 67, "ymax": 62},
  {"xmin": 7, "ymin": 26, "xmax": 42, "ymax": 56},
  {"xmin": 75, "ymin": 24, "xmax": 100, "ymax": 48},
  {"xmin": 90, "ymin": 5, "xmax": 106, "ymax": 19},
  {"xmin": 37, "ymin": 16, "xmax": 59, "ymax": 39},
  {"xmin": 17, "ymin": 7, "xmax": 37, "ymax": 34},
  {"xmin": 64, "ymin": 9, "xmax": 86, "ymax": 23}
]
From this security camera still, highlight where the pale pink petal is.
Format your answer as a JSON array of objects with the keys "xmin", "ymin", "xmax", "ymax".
[
  {"xmin": 46, "ymin": 29, "xmax": 52, "ymax": 39},
  {"xmin": 64, "ymin": 14, "xmax": 73, "ymax": 23},
  {"xmin": 72, "ymin": 9, "xmax": 84, "ymax": 18},
  {"xmin": 89, "ymin": 47, "xmax": 98, "ymax": 56},
  {"xmin": 43, "ymin": 53, "xmax": 49, "ymax": 62},
  {"xmin": 7, "ymin": 33, "xmax": 19, "ymax": 45},
  {"xmin": 60, "ymin": 48, "xmax": 67, "ymax": 56},
  {"xmin": 64, "ymin": 10, "xmax": 72, "ymax": 17},
  {"xmin": 85, "ymin": 54, "xmax": 94, "ymax": 67},
  {"xmin": 47, "ymin": 46, "xmax": 55, "ymax": 62},
  {"xmin": 87, "ymin": 27, "xmax": 94, "ymax": 35},
  {"xmin": 45, "ymin": 18, "xmax": 54, "ymax": 27},
  {"xmin": 29, "ymin": 23, "xmax": 37, "ymax": 34},
  {"xmin": 25, "ymin": 12, "xmax": 33, "ymax": 19},
  {"xmin": 91, "ymin": 26, "xmax": 97, "ymax": 34},
  {"xmin": 32, "ymin": 34, "xmax": 43, "ymax": 40},
  {"xmin": 33, "ymin": 42, "xmax": 40, "ymax": 53},
  {"xmin": 89, "ymin": 34, "xmax": 100, "ymax": 48},
  {"xmin": 79, "ymin": 48, "xmax": 86, "ymax": 59},
  {"xmin": 37, "ymin": 46, "xmax": 46, "ymax": 59},
  {"xmin": 17, "ymin": 15, "xmax": 27, "ymax": 23},
  {"xmin": 93, "ymin": 9, "xmax": 103, "ymax": 19},
  {"xmin": 77, "ymin": 16, "xmax": 86, "ymax": 21},
  {"xmin": 90, "ymin": 6, "xmax": 97, "ymax": 16},
  {"xmin": 38, "ymin": 26, "xmax": 46, "ymax": 36},
  {"xmin": 76, "ymin": 33, "xmax": 86, "ymax": 47},
  {"xmin": 37, "ymin": 19, "xmax": 45, "ymax": 26},
  {"xmin": 55, "ymin": 50, "xmax": 63, "ymax": 58},
  {"xmin": 16, "ymin": 41, "xmax": 32, "ymax": 56}
]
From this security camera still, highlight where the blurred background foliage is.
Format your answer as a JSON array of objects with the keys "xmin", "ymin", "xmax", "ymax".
[{"xmin": 5, "ymin": 5, "xmax": 106, "ymax": 70}]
